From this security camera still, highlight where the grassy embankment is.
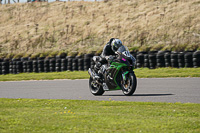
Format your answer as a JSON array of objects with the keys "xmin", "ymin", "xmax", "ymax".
[
  {"xmin": 0, "ymin": 98, "xmax": 199, "ymax": 132},
  {"xmin": 0, "ymin": 68, "xmax": 200, "ymax": 81},
  {"xmin": 1, "ymin": 2, "xmax": 200, "ymax": 132},
  {"xmin": 0, "ymin": 0, "xmax": 200, "ymax": 58}
]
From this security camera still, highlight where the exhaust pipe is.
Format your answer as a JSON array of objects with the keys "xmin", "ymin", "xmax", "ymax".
[{"xmin": 88, "ymin": 68, "xmax": 102, "ymax": 86}]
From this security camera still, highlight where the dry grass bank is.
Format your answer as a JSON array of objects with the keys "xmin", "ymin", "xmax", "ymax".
[{"xmin": 0, "ymin": 0, "xmax": 200, "ymax": 58}]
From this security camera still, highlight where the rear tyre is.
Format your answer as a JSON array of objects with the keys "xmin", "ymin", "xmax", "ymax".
[
  {"xmin": 122, "ymin": 72, "xmax": 137, "ymax": 96},
  {"xmin": 89, "ymin": 77, "xmax": 104, "ymax": 96}
]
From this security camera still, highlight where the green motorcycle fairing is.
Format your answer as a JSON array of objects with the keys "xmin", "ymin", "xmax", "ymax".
[{"xmin": 104, "ymin": 61, "xmax": 130, "ymax": 90}]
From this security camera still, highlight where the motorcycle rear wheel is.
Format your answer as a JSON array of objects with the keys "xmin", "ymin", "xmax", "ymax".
[
  {"xmin": 121, "ymin": 72, "xmax": 137, "ymax": 96},
  {"xmin": 89, "ymin": 77, "xmax": 105, "ymax": 96}
]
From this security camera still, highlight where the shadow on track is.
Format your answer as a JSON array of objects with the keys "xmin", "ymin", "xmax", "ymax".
[{"xmin": 103, "ymin": 93, "xmax": 174, "ymax": 97}]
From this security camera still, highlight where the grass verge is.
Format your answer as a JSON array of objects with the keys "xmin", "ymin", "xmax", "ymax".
[
  {"xmin": 0, "ymin": 98, "xmax": 199, "ymax": 132},
  {"xmin": 0, "ymin": 68, "xmax": 200, "ymax": 81},
  {"xmin": 135, "ymin": 67, "xmax": 200, "ymax": 78}
]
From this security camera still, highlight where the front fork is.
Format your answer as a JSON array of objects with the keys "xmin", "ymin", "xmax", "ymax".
[
  {"xmin": 122, "ymin": 71, "xmax": 131, "ymax": 91},
  {"xmin": 122, "ymin": 71, "xmax": 129, "ymax": 81}
]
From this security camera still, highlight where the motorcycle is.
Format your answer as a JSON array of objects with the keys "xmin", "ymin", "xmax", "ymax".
[{"xmin": 88, "ymin": 45, "xmax": 137, "ymax": 96}]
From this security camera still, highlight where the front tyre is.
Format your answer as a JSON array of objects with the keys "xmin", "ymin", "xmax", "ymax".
[
  {"xmin": 89, "ymin": 77, "xmax": 104, "ymax": 96},
  {"xmin": 122, "ymin": 72, "xmax": 137, "ymax": 96}
]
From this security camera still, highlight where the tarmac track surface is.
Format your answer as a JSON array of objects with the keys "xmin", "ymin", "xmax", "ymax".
[{"xmin": 0, "ymin": 78, "xmax": 200, "ymax": 103}]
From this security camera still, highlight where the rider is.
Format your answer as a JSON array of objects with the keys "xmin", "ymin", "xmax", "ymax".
[
  {"xmin": 101, "ymin": 38, "xmax": 123, "ymax": 59},
  {"xmin": 93, "ymin": 38, "xmax": 123, "ymax": 78}
]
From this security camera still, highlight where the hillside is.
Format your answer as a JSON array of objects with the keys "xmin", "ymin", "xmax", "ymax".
[{"xmin": 0, "ymin": 0, "xmax": 200, "ymax": 58}]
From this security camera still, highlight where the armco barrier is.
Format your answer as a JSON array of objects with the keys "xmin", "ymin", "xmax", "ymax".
[{"xmin": 0, "ymin": 51, "xmax": 200, "ymax": 75}]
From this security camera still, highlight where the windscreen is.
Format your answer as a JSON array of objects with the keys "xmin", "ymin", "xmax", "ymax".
[
  {"xmin": 117, "ymin": 45, "xmax": 127, "ymax": 53},
  {"xmin": 117, "ymin": 46, "xmax": 131, "ymax": 57}
]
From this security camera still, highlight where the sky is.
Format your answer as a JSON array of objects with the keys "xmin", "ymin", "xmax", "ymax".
[{"xmin": 1, "ymin": 0, "xmax": 102, "ymax": 4}]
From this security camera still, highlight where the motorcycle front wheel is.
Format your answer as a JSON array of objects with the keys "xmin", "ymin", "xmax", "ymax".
[
  {"xmin": 121, "ymin": 72, "xmax": 137, "ymax": 96},
  {"xmin": 89, "ymin": 77, "xmax": 105, "ymax": 96}
]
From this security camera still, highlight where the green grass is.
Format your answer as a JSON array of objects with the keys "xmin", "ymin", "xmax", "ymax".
[
  {"xmin": 135, "ymin": 67, "xmax": 200, "ymax": 78},
  {"xmin": 0, "ymin": 71, "xmax": 89, "ymax": 81},
  {"xmin": 0, "ymin": 68, "xmax": 200, "ymax": 81},
  {"xmin": 0, "ymin": 98, "xmax": 199, "ymax": 133}
]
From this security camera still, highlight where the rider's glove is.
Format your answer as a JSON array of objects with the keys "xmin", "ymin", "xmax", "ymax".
[
  {"xmin": 109, "ymin": 56, "xmax": 114, "ymax": 60},
  {"xmin": 106, "ymin": 55, "xmax": 114, "ymax": 61}
]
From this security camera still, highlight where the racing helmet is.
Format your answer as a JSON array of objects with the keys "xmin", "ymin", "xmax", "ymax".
[{"xmin": 111, "ymin": 39, "xmax": 122, "ymax": 52}]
